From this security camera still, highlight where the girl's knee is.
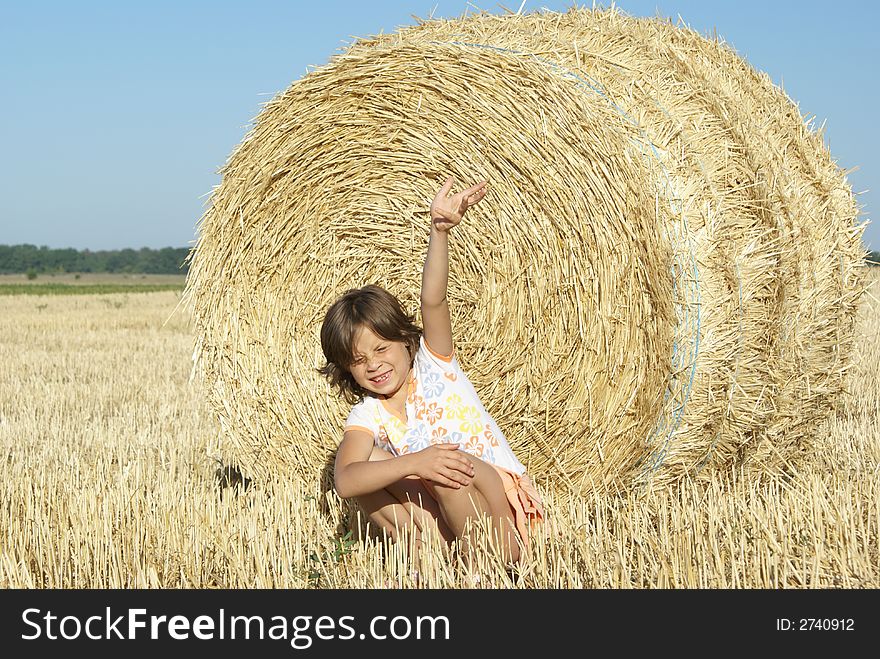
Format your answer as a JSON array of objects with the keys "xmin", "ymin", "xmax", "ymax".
[
  {"xmin": 430, "ymin": 477, "xmax": 480, "ymax": 504},
  {"xmin": 435, "ymin": 454, "xmax": 503, "ymax": 500}
]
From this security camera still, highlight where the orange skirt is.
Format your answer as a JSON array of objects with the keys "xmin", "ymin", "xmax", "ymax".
[{"xmin": 492, "ymin": 466, "xmax": 544, "ymax": 547}]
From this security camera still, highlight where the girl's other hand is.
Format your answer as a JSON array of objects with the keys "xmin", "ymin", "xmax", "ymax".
[
  {"xmin": 430, "ymin": 176, "xmax": 488, "ymax": 232},
  {"xmin": 410, "ymin": 443, "xmax": 476, "ymax": 488}
]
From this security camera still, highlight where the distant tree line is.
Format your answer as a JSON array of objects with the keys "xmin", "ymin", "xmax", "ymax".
[
  {"xmin": 0, "ymin": 243, "xmax": 876, "ymax": 276},
  {"xmin": 0, "ymin": 244, "xmax": 190, "ymax": 275}
]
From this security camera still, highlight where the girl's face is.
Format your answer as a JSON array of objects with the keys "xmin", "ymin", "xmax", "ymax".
[{"xmin": 349, "ymin": 325, "xmax": 412, "ymax": 399}]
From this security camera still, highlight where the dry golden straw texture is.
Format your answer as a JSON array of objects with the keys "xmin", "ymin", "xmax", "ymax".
[
  {"xmin": 1, "ymin": 272, "xmax": 877, "ymax": 588},
  {"xmin": 185, "ymin": 7, "xmax": 867, "ymax": 496}
]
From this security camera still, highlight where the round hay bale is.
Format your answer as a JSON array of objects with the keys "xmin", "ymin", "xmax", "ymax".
[{"xmin": 185, "ymin": 7, "xmax": 866, "ymax": 496}]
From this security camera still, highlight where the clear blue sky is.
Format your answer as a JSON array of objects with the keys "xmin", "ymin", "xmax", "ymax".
[{"xmin": 1, "ymin": 0, "xmax": 876, "ymax": 251}]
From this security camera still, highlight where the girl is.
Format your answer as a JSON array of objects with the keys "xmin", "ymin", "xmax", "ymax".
[{"xmin": 320, "ymin": 176, "xmax": 544, "ymax": 566}]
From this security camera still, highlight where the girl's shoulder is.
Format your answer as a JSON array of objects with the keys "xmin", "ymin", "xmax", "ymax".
[
  {"xmin": 414, "ymin": 337, "xmax": 466, "ymax": 389},
  {"xmin": 349, "ymin": 393, "xmax": 380, "ymax": 414},
  {"xmin": 345, "ymin": 395, "xmax": 380, "ymax": 428},
  {"xmin": 417, "ymin": 336, "xmax": 457, "ymax": 367}
]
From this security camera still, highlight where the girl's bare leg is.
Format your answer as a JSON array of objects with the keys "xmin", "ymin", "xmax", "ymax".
[
  {"xmin": 429, "ymin": 453, "xmax": 520, "ymax": 565},
  {"xmin": 355, "ymin": 447, "xmax": 454, "ymax": 562}
]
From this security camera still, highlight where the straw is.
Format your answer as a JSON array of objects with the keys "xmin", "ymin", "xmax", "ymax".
[{"xmin": 184, "ymin": 6, "xmax": 867, "ymax": 497}]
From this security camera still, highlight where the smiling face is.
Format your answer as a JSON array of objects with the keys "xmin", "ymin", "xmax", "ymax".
[
  {"xmin": 319, "ymin": 284, "xmax": 422, "ymax": 405},
  {"xmin": 348, "ymin": 325, "xmax": 412, "ymax": 400}
]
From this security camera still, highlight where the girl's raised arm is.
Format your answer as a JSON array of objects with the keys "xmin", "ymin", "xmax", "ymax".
[{"xmin": 422, "ymin": 176, "xmax": 488, "ymax": 356}]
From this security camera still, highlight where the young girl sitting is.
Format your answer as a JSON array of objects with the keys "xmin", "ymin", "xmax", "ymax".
[{"xmin": 319, "ymin": 176, "xmax": 544, "ymax": 566}]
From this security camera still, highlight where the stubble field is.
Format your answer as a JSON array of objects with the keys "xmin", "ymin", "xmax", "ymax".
[{"xmin": 1, "ymin": 270, "xmax": 877, "ymax": 588}]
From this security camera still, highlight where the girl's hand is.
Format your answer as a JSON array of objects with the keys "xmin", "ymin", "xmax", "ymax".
[
  {"xmin": 409, "ymin": 443, "xmax": 475, "ymax": 488},
  {"xmin": 430, "ymin": 176, "xmax": 488, "ymax": 232}
]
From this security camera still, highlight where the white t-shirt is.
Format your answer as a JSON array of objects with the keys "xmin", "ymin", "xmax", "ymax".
[{"xmin": 344, "ymin": 337, "xmax": 526, "ymax": 475}]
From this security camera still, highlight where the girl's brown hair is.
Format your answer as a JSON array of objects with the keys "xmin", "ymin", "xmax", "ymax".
[{"xmin": 319, "ymin": 284, "xmax": 422, "ymax": 404}]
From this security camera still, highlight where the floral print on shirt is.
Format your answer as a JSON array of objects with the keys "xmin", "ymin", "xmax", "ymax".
[{"xmin": 344, "ymin": 338, "xmax": 525, "ymax": 475}]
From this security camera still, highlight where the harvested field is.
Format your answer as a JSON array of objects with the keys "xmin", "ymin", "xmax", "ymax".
[{"xmin": 1, "ymin": 270, "xmax": 877, "ymax": 587}]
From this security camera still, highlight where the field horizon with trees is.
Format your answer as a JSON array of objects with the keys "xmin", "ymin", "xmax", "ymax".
[
  {"xmin": 0, "ymin": 244, "xmax": 190, "ymax": 276},
  {"xmin": 2, "ymin": 244, "xmax": 877, "ymax": 278}
]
